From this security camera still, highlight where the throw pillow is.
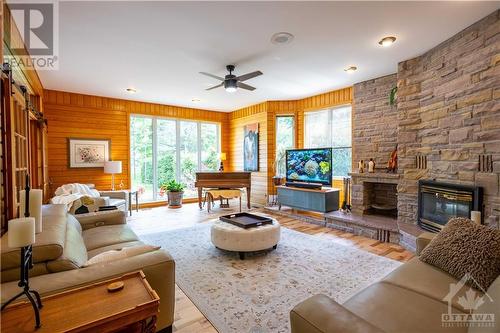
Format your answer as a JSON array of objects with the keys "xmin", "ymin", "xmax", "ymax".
[
  {"xmin": 84, "ymin": 244, "xmax": 160, "ymax": 266},
  {"xmin": 71, "ymin": 196, "xmax": 100, "ymax": 214},
  {"xmin": 420, "ymin": 217, "xmax": 500, "ymax": 289}
]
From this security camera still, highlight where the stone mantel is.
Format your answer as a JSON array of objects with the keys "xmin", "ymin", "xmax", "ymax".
[{"xmin": 349, "ymin": 172, "xmax": 400, "ymax": 184}]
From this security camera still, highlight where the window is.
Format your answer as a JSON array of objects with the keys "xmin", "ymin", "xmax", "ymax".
[
  {"xmin": 130, "ymin": 115, "xmax": 220, "ymax": 202},
  {"xmin": 275, "ymin": 116, "xmax": 295, "ymax": 176},
  {"xmin": 304, "ymin": 105, "xmax": 352, "ymax": 177},
  {"xmin": 130, "ymin": 116, "xmax": 154, "ymax": 202}
]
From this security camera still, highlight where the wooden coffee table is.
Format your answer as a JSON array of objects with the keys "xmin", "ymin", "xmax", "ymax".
[{"xmin": 1, "ymin": 271, "xmax": 159, "ymax": 333}]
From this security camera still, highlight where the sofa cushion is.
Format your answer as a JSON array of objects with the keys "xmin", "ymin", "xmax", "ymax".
[
  {"xmin": 344, "ymin": 282, "xmax": 467, "ymax": 333},
  {"xmin": 82, "ymin": 225, "xmax": 139, "ymax": 251},
  {"xmin": 108, "ymin": 198, "xmax": 126, "ymax": 208},
  {"xmin": 67, "ymin": 214, "xmax": 82, "ymax": 234},
  {"xmin": 87, "ymin": 241, "xmax": 144, "ymax": 259},
  {"xmin": 1, "ymin": 211, "xmax": 66, "ymax": 270},
  {"xmin": 420, "ymin": 217, "xmax": 500, "ymax": 289},
  {"xmin": 470, "ymin": 276, "xmax": 500, "ymax": 333},
  {"xmin": 1, "ymin": 262, "xmax": 49, "ymax": 283},
  {"xmin": 42, "ymin": 204, "xmax": 67, "ymax": 217},
  {"xmin": 70, "ymin": 196, "xmax": 107, "ymax": 214},
  {"xmin": 382, "ymin": 257, "xmax": 472, "ymax": 310},
  {"xmin": 84, "ymin": 244, "xmax": 160, "ymax": 266},
  {"xmin": 47, "ymin": 219, "xmax": 88, "ymax": 273}
]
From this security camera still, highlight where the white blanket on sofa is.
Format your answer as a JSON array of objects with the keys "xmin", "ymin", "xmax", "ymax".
[{"xmin": 50, "ymin": 183, "xmax": 100, "ymax": 210}]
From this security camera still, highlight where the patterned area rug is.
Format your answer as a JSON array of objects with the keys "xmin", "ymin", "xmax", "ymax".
[{"xmin": 140, "ymin": 223, "xmax": 401, "ymax": 333}]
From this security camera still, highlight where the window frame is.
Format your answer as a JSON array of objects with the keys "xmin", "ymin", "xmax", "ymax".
[
  {"xmin": 304, "ymin": 104, "xmax": 352, "ymax": 179},
  {"xmin": 275, "ymin": 115, "xmax": 296, "ymax": 176},
  {"xmin": 130, "ymin": 114, "xmax": 221, "ymax": 202}
]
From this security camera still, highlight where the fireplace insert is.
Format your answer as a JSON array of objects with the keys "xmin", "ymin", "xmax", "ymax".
[{"xmin": 417, "ymin": 180, "xmax": 482, "ymax": 233}]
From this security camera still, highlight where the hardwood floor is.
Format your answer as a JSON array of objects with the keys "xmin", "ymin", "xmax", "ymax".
[{"xmin": 128, "ymin": 201, "xmax": 414, "ymax": 332}]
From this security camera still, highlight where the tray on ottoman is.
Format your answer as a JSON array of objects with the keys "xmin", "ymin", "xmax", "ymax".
[{"xmin": 219, "ymin": 212, "xmax": 273, "ymax": 229}]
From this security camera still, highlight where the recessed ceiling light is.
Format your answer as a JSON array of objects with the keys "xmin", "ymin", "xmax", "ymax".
[
  {"xmin": 344, "ymin": 66, "xmax": 357, "ymax": 73},
  {"xmin": 271, "ymin": 32, "xmax": 294, "ymax": 45},
  {"xmin": 379, "ymin": 36, "xmax": 396, "ymax": 47},
  {"xmin": 126, "ymin": 88, "xmax": 137, "ymax": 93},
  {"xmin": 192, "ymin": 98, "xmax": 201, "ymax": 103}
]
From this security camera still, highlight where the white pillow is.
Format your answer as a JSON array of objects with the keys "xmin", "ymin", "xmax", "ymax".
[{"xmin": 84, "ymin": 244, "xmax": 160, "ymax": 266}]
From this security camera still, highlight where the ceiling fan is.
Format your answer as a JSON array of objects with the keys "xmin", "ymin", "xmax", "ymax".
[{"xmin": 200, "ymin": 65, "xmax": 263, "ymax": 93}]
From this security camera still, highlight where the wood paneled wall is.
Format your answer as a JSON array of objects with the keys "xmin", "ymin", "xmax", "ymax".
[
  {"xmin": 44, "ymin": 90, "xmax": 230, "ymax": 195},
  {"xmin": 228, "ymin": 103, "xmax": 269, "ymax": 206},
  {"xmin": 228, "ymin": 87, "xmax": 353, "ymax": 206},
  {"xmin": 44, "ymin": 85, "xmax": 352, "ymax": 204}
]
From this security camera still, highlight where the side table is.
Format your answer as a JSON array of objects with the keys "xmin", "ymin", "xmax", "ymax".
[
  {"xmin": 128, "ymin": 189, "xmax": 139, "ymax": 216},
  {"xmin": 0, "ymin": 271, "xmax": 159, "ymax": 333}
]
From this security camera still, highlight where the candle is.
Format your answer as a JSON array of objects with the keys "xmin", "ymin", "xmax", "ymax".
[
  {"xmin": 19, "ymin": 189, "xmax": 43, "ymax": 233},
  {"xmin": 8, "ymin": 218, "xmax": 35, "ymax": 248},
  {"xmin": 471, "ymin": 211, "xmax": 481, "ymax": 224}
]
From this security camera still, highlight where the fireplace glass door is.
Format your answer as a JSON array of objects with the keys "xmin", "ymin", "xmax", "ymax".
[{"xmin": 420, "ymin": 185, "xmax": 473, "ymax": 231}]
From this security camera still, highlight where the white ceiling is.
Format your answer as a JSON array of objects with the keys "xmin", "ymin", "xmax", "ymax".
[{"xmin": 36, "ymin": 1, "xmax": 499, "ymax": 112}]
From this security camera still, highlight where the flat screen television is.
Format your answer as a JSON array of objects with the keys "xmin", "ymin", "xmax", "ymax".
[{"xmin": 286, "ymin": 148, "xmax": 333, "ymax": 185}]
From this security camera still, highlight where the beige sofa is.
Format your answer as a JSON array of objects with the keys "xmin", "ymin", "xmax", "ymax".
[
  {"xmin": 291, "ymin": 232, "xmax": 500, "ymax": 333},
  {"xmin": 1, "ymin": 204, "xmax": 175, "ymax": 331}
]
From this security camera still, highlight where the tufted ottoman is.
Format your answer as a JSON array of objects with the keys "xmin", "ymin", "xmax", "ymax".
[{"xmin": 211, "ymin": 219, "xmax": 281, "ymax": 259}]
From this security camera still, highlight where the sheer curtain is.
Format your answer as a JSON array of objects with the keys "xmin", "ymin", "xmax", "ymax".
[{"xmin": 304, "ymin": 105, "xmax": 352, "ymax": 177}]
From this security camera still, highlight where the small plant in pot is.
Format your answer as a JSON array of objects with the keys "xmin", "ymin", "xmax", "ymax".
[{"xmin": 161, "ymin": 180, "xmax": 185, "ymax": 208}]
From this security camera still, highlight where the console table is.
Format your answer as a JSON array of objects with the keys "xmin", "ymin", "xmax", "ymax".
[
  {"xmin": 277, "ymin": 185, "xmax": 340, "ymax": 213},
  {"xmin": 1, "ymin": 271, "xmax": 160, "ymax": 333}
]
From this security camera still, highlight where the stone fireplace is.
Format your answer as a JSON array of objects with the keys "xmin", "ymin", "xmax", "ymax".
[
  {"xmin": 350, "ymin": 172, "xmax": 399, "ymax": 218},
  {"xmin": 274, "ymin": 11, "xmax": 499, "ymax": 252}
]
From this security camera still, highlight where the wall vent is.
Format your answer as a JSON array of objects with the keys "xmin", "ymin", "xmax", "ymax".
[
  {"xmin": 416, "ymin": 155, "xmax": 427, "ymax": 169},
  {"xmin": 478, "ymin": 154, "xmax": 493, "ymax": 172}
]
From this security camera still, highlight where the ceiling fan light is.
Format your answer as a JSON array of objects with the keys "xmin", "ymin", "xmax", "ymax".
[{"xmin": 224, "ymin": 78, "xmax": 238, "ymax": 93}]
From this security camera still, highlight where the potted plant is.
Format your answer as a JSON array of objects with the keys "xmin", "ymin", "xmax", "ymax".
[{"xmin": 161, "ymin": 180, "xmax": 185, "ymax": 208}]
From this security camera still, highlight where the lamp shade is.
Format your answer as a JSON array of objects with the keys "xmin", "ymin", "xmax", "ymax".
[
  {"xmin": 104, "ymin": 161, "xmax": 122, "ymax": 174},
  {"xmin": 8, "ymin": 218, "xmax": 35, "ymax": 248},
  {"xmin": 220, "ymin": 153, "xmax": 227, "ymax": 161}
]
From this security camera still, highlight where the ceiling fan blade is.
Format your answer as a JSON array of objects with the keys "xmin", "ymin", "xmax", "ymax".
[
  {"xmin": 237, "ymin": 82, "xmax": 256, "ymax": 91},
  {"xmin": 235, "ymin": 71, "xmax": 263, "ymax": 82},
  {"xmin": 205, "ymin": 83, "xmax": 224, "ymax": 91},
  {"xmin": 199, "ymin": 72, "xmax": 224, "ymax": 81}
]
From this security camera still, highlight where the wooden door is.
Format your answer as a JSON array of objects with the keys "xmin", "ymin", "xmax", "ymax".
[
  {"xmin": 0, "ymin": 73, "xmax": 8, "ymax": 235},
  {"xmin": 5, "ymin": 83, "xmax": 28, "ymax": 220},
  {"xmin": 41, "ymin": 125, "xmax": 49, "ymax": 202}
]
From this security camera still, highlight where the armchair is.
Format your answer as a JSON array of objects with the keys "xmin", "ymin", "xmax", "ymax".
[
  {"xmin": 51, "ymin": 184, "xmax": 128, "ymax": 214},
  {"xmin": 97, "ymin": 190, "xmax": 128, "ymax": 212}
]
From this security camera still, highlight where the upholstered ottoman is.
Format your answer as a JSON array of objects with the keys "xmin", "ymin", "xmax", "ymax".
[{"xmin": 211, "ymin": 219, "xmax": 281, "ymax": 259}]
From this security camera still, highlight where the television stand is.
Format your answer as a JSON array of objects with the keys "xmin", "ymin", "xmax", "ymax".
[
  {"xmin": 277, "ymin": 185, "xmax": 339, "ymax": 213},
  {"xmin": 285, "ymin": 181, "xmax": 323, "ymax": 190}
]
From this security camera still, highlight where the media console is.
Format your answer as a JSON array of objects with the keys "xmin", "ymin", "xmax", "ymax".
[{"xmin": 277, "ymin": 185, "xmax": 340, "ymax": 213}]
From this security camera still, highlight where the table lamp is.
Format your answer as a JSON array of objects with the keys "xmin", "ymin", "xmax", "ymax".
[
  {"xmin": 1, "ymin": 176, "xmax": 43, "ymax": 328},
  {"xmin": 219, "ymin": 153, "xmax": 227, "ymax": 172},
  {"xmin": 104, "ymin": 161, "xmax": 122, "ymax": 190}
]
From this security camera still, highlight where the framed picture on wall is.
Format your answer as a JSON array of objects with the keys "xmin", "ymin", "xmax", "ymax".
[
  {"xmin": 243, "ymin": 123, "xmax": 259, "ymax": 171},
  {"xmin": 68, "ymin": 138, "xmax": 110, "ymax": 168}
]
